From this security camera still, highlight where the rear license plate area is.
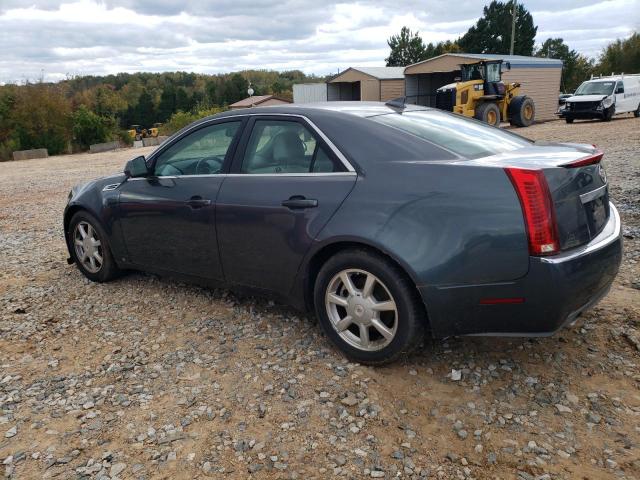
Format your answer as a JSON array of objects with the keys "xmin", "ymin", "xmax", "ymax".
[{"xmin": 585, "ymin": 192, "xmax": 609, "ymax": 237}]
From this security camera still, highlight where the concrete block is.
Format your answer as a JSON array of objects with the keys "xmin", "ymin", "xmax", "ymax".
[
  {"xmin": 12, "ymin": 148, "xmax": 48, "ymax": 161},
  {"xmin": 157, "ymin": 136, "xmax": 169, "ymax": 145},
  {"xmin": 142, "ymin": 137, "xmax": 160, "ymax": 147},
  {"xmin": 133, "ymin": 140, "xmax": 144, "ymax": 148},
  {"xmin": 89, "ymin": 141, "xmax": 121, "ymax": 154}
]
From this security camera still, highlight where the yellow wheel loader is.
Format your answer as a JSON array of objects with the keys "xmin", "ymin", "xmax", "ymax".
[{"xmin": 435, "ymin": 60, "xmax": 535, "ymax": 127}]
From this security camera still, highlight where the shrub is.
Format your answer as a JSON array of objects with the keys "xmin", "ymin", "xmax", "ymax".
[
  {"xmin": 159, "ymin": 107, "xmax": 227, "ymax": 136},
  {"xmin": 72, "ymin": 105, "xmax": 113, "ymax": 150}
]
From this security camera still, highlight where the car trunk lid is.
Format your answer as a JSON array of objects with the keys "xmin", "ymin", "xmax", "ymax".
[{"xmin": 475, "ymin": 143, "xmax": 609, "ymax": 252}]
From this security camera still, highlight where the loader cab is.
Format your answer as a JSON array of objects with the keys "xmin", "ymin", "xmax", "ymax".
[{"xmin": 460, "ymin": 60, "xmax": 508, "ymax": 97}]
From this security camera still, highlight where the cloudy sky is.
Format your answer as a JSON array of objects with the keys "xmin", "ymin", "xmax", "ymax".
[{"xmin": 0, "ymin": 0, "xmax": 638, "ymax": 83}]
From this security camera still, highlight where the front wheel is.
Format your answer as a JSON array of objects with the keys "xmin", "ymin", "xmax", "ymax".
[
  {"xmin": 474, "ymin": 102, "xmax": 501, "ymax": 127},
  {"xmin": 634, "ymin": 103, "xmax": 640, "ymax": 118},
  {"xmin": 565, "ymin": 117, "xmax": 574, "ymax": 124},
  {"xmin": 313, "ymin": 249, "xmax": 425, "ymax": 365},
  {"xmin": 69, "ymin": 211, "xmax": 121, "ymax": 282}
]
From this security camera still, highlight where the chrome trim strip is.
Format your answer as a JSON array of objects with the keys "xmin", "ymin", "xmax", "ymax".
[
  {"xmin": 149, "ymin": 112, "xmax": 356, "ymax": 173},
  {"xmin": 127, "ymin": 172, "xmax": 357, "ymax": 181},
  {"xmin": 580, "ymin": 184, "xmax": 607, "ymax": 204},
  {"xmin": 540, "ymin": 202, "xmax": 621, "ymax": 264},
  {"xmin": 102, "ymin": 183, "xmax": 122, "ymax": 191}
]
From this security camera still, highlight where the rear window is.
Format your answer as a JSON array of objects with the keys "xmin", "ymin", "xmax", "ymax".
[{"xmin": 369, "ymin": 110, "xmax": 532, "ymax": 159}]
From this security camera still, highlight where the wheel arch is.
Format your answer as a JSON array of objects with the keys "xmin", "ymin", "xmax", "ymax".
[
  {"xmin": 301, "ymin": 238, "xmax": 430, "ymax": 330},
  {"xmin": 63, "ymin": 204, "xmax": 101, "ymax": 256}
]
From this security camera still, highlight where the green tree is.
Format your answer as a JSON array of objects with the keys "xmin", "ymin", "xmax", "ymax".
[
  {"xmin": 596, "ymin": 32, "xmax": 640, "ymax": 76},
  {"xmin": 424, "ymin": 39, "xmax": 461, "ymax": 59},
  {"xmin": 220, "ymin": 74, "xmax": 248, "ymax": 104},
  {"xmin": 133, "ymin": 91, "xmax": 155, "ymax": 127},
  {"xmin": 72, "ymin": 105, "xmax": 113, "ymax": 149},
  {"xmin": 175, "ymin": 87, "xmax": 192, "ymax": 112},
  {"xmin": 535, "ymin": 38, "xmax": 594, "ymax": 92},
  {"xmin": 458, "ymin": 1, "xmax": 537, "ymax": 56},
  {"xmin": 385, "ymin": 26, "xmax": 427, "ymax": 66},
  {"xmin": 158, "ymin": 85, "xmax": 176, "ymax": 122}
]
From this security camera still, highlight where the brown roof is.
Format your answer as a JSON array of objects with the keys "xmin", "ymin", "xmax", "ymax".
[{"xmin": 229, "ymin": 95, "xmax": 291, "ymax": 108}]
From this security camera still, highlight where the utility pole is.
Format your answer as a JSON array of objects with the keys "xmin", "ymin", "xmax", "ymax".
[{"xmin": 509, "ymin": 0, "xmax": 517, "ymax": 55}]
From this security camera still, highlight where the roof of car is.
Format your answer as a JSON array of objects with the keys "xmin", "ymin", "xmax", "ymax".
[{"xmin": 211, "ymin": 102, "xmax": 429, "ymax": 121}]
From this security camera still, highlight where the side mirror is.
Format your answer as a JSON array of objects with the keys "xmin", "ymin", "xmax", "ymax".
[{"xmin": 124, "ymin": 156, "xmax": 149, "ymax": 178}]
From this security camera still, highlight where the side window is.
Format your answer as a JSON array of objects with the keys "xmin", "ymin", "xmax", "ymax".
[
  {"xmin": 241, "ymin": 120, "xmax": 340, "ymax": 174},
  {"xmin": 154, "ymin": 121, "xmax": 240, "ymax": 176},
  {"xmin": 615, "ymin": 82, "xmax": 624, "ymax": 94},
  {"xmin": 486, "ymin": 63, "xmax": 501, "ymax": 83}
]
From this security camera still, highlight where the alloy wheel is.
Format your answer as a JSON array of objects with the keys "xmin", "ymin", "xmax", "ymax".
[
  {"xmin": 325, "ymin": 269, "xmax": 398, "ymax": 352},
  {"xmin": 73, "ymin": 221, "xmax": 103, "ymax": 273}
]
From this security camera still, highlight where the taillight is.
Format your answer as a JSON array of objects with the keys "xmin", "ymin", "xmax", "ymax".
[
  {"xmin": 559, "ymin": 151, "xmax": 603, "ymax": 168},
  {"xmin": 505, "ymin": 168, "xmax": 559, "ymax": 256}
]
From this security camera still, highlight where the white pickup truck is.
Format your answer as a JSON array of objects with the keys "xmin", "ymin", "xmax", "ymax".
[{"xmin": 560, "ymin": 74, "xmax": 640, "ymax": 123}]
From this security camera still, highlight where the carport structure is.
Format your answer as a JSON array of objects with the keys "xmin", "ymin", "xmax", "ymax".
[
  {"xmin": 328, "ymin": 67, "xmax": 405, "ymax": 102},
  {"xmin": 404, "ymin": 53, "xmax": 563, "ymax": 121}
]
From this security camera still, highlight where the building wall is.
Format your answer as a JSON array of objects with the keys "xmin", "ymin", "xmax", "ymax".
[
  {"xmin": 380, "ymin": 79, "xmax": 405, "ymax": 101},
  {"xmin": 361, "ymin": 79, "xmax": 380, "ymax": 101},
  {"xmin": 502, "ymin": 67, "xmax": 562, "ymax": 121},
  {"xmin": 293, "ymin": 83, "xmax": 327, "ymax": 103},
  {"xmin": 405, "ymin": 55, "xmax": 477, "ymax": 74}
]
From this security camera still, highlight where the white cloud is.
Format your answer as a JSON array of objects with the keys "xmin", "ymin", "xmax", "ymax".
[{"xmin": 0, "ymin": 0, "xmax": 637, "ymax": 83}]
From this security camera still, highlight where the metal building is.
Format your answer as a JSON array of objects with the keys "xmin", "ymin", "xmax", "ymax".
[
  {"xmin": 404, "ymin": 53, "xmax": 563, "ymax": 121},
  {"xmin": 327, "ymin": 67, "xmax": 405, "ymax": 102},
  {"xmin": 293, "ymin": 83, "xmax": 328, "ymax": 103}
]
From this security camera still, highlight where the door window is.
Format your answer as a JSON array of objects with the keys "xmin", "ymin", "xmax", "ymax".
[
  {"xmin": 241, "ymin": 120, "xmax": 340, "ymax": 174},
  {"xmin": 486, "ymin": 63, "xmax": 501, "ymax": 83},
  {"xmin": 615, "ymin": 82, "xmax": 624, "ymax": 94},
  {"xmin": 154, "ymin": 121, "xmax": 240, "ymax": 176}
]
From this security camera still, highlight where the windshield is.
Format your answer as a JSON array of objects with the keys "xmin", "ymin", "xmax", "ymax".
[
  {"xmin": 369, "ymin": 110, "xmax": 531, "ymax": 159},
  {"xmin": 574, "ymin": 81, "xmax": 615, "ymax": 96}
]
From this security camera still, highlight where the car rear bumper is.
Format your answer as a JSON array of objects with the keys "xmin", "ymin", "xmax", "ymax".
[{"xmin": 419, "ymin": 203, "xmax": 623, "ymax": 337}]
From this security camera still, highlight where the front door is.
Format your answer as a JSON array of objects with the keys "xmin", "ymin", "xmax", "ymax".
[
  {"xmin": 118, "ymin": 120, "xmax": 243, "ymax": 280},
  {"xmin": 216, "ymin": 116, "xmax": 357, "ymax": 296}
]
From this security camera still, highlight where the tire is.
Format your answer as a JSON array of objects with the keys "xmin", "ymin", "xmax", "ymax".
[
  {"xmin": 313, "ymin": 249, "xmax": 425, "ymax": 365},
  {"xmin": 634, "ymin": 103, "xmax": 640, "ymax": 118},
  {"xmin": 474, "ymin": 102, "xmax": 501, "ymax": 127},
  {"xmin": 509, "ymin": 95, "xmax": 535, "ymax": 127},
  {"xmin": 602, "ymin": 106, "xmax": 614, "ymax": 121},
  {"xmin": 565, "ymin": 118, "xmax": 574, "ymax": 124},
  {"xmin": 68, "ymin": 211, "xmax": 121, "ymax": 282}
]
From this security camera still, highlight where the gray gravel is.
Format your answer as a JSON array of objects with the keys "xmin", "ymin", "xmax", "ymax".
[{"xmin": 1, "ymin": 117, "xmax": 639, "ymax": 479}]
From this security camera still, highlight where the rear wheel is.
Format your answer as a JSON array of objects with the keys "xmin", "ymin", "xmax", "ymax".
[
  {"xmin": 474, "ymin": 102, "xmax": 501, "ymax": 127},
  {"xmin": 313, "ymin": 249, "xmax": 425, "ymax": 365},
  {"xmin": 69, "ymin": 211, "xmax": 120, "ymax": 282},
  {"xmin": 509, "ymin": 96, "xmax": 535, "ymax": 127},
  {"xmin": 565, "ymin": 117, "xmax": 574, "ymax": 124},
  {"xmin": 634, "ymin": 103, "xmax": 640, "ymax": 118}
]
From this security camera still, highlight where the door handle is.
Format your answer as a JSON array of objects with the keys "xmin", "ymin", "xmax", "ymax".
[
  {"xmin": 281, "ymin": 196, "xmax": 318, "ymax": 209},
  {"xmin": 187, "ymin": 196, "xmax": 212, "ymax": 209}
]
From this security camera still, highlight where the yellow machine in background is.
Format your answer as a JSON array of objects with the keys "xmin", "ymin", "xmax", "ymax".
[
  {"xmin": 435, "ymin": 60, "xmax": 535, "ymax": 127},
  {"xmin": 148, "ymin": 123, "xmax": 162, "ymax": 137},
  {"xmin": 128, "ymin": 123, "xmax": 162, "ymax": 141}
]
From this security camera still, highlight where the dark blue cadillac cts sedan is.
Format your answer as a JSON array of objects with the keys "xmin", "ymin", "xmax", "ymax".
[{"xmin": 64, "ymin": 102, "xmax": 622, "ymax": 364}]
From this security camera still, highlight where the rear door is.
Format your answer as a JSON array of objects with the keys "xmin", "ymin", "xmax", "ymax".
[
  {"xmin": 118, "ymin": 119, "xmax": 244, "ymax": 280},
  {"xmin": 216, "ymin": 115, "xmax": 357, "ymax": 296}
]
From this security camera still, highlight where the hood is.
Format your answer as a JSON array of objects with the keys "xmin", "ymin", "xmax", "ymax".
[
  {"xmin": 436, "ymin": 82, "xmax": 458, "ymax": 92},
  {"xmin": 70, "ymin": 172, "xmax": 127, "ymax": 199},
  {"xmin": 566, "ymin": 94, "xmax": 608, "ymax": 102}
]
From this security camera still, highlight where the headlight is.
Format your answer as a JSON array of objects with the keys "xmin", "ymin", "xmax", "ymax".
[{"xmin": 602, "ymin": 96, "xmax": 613, "ymax": 108}]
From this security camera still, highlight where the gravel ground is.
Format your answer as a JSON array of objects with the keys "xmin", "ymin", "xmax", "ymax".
[{"xmin": 0, "ymin": 115, "xmax": 639, "ymax": 480}]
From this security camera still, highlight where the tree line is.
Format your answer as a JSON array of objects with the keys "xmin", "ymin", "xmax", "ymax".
[
  {"xmin": 0, "ymin": 70, "xmax": 323, "ymax": 161},
  {"xmin": 386, "ymin": 0, "xmax": 639, "ymax": 93}
]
